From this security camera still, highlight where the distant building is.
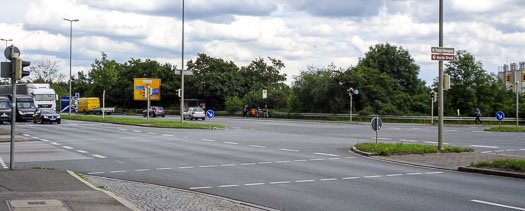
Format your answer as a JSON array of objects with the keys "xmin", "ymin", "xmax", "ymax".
[{"xmin": 497, "ymin": 62, "xmax": 525, "ymax": 93}]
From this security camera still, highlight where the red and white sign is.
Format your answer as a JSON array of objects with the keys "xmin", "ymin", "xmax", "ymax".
[{"xmin": 431, "ymin": 54, "xmax": 455, "ymax": 61}]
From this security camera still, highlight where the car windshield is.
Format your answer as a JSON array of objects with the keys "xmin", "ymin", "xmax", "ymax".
[
  {"xmin": 40, "ymin": 110, "xmax": 56, "ymax": 114},
  {"xmin": 0, "ymin": 101, "xmax": 11, "ymax": 109},
  {"xmin": 34, "ymin": 94, "xmax": 55, "ymax": 101},
  {"xmin": 17, "ymin": 102, "xmax": 35, "ymax": 109},
  {"xmin": 193, "ymin": 108, "xmax": 204, "ymax": 112}
]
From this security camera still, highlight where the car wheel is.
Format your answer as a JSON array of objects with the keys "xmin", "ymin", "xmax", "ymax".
[
  {"xmin": 57, "ymin": 120, "xmax": 61, "ymax": 124},
  {"xmin": 202, "ymin": 118, "xmax": 205, "ymax": 121},
  {"xmin": 40, "ymin": 119, "xmax": 44, "ymax": 124},
  {"xmin": 33, "ymin": 119, "xmax": 36, "ymax": 124}
]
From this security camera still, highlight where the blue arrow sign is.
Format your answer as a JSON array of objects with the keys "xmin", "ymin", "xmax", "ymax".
[
  {"xmin": 496, "ymin": 111, "xmax": 504, "ymax": 121},
  {"xmin": 354, "ymin": 89, "xmax": 359, "ymax": 95},
  {"xmin": 206, "ymin": 110, "xmax": 215, "ymax": 119}
]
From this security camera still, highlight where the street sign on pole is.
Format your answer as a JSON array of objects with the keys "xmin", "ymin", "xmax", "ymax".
[
  {"xmin": 431, "ymin": 47, "xmax": 454, "ymax": 54},
  {"xmin": 354, "ymin": 89, "xmax": 359, "ymax": 95},
  {"xmin": 496, "ymin": 111, "xmax": 504, "ymax": 128},
  {"xmin": 262, "ymin": 90, "xmax": 267, "ymax": 99},
  {"xmin": 371, "ymin": 117, "xmax": 382, "ymax": 144},
  {"xmin": 206, "ymin": 110, "xmax": 214, "ymax": 119},
  {"xmin": 431, "ymin": 54, "xmax": 455, "ymax": 61}
]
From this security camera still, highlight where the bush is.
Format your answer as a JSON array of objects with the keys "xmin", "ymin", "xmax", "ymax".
[{"xmin": 225, "ymin": 96, "xmax": 243, "ymax": 115}]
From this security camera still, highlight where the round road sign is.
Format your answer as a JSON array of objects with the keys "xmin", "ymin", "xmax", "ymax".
[
  {"xmin": 206, "ymin": 110, "xmax": 214, "ymax": 119},
  {"xmin": 354, "ymin": 89, "xmax": 359, "ymax": 95},
  {"xmin": 371, "ymin": 117, "xmax": 382, "ymax": 131},
  {"xmin": 496, "ymin": 111, "xmax": 504, "ymax": 121},
  {"xmin": 4, "ymin": 46, "xmax": 20, "ymax": 60}
]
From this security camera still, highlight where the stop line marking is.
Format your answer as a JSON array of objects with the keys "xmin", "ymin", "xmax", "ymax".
[{"xmin": 189, "ymin": 171, "xmax": 444, "ymax": 190}]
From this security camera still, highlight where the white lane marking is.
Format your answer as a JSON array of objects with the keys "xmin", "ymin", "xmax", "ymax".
[
  {"xmin": 239, "ymin": 163, "xmax": 256, "ymax": 166},
  {"xmin": 424, "ymin": 141, "xmax": 449, "ymax": 145},
  {"xmin": 280, "ymin": 148, "xmax": 299, "ymax": 152},
  {"xmin": 223, "ymin": 142, "xmax": 238, "ymax": 145},
  {"xmin": 470, "ymin": 145, "xmax": 499, "ymax": 149},
  {"xmin": 328, "ymin": 158, "xmax": 341, "ymax": 160},
  {"xmin": 62, "ymin": 146, "xmax": 74, "ymax": 150},
  {"xmin": 23, "ymin": 134, "xmax": 30, "ymax": 137},
  {"xmin": 31, "ymin": 137, "xmax": 39, "ymax": 139},
  {"xmin": 110, "ymin": 170, "xmax": 127, "ymax": 173},
  {"xmin": 179, "ymin": 166, "xmax": 194, "ymax": 169},
  {"xmin": 201, "ymin": 139, "xmax": 215, "ymax": 142},
  {"xmin": 87, "ymin": 172, "xmax": 104, "ymax": 175},
  {"xmin": 244, "ymin": 183, "xmax": 265, "ymax": 186},
  {"xmin": 50, "ymin": 142, "xmax": 61, "ymax": 146},
  {"xmin": 406, "ymin": 173, "xmax": 422, "ymax": 175},
  {"xmin": 156, "ymin": 168, "xmax": 172, "ymax": 170},
  {"xmin": 471, "ymin": 200, "xmax": 525, "ymax": 211},
  {"xmin": 258, "ymin": 162, "xmax": 273, "ymax": 164},
  {"xmin": 364, "ymin": 175, "xmax": 382, "ymax": 178},
  {"xmin": 342, "ymin": 177, "xmax": 360, "ymax": 180},
  {"xmin": 345, "ymin": 157, "xmax": 356, "ymax": 159},
  {"xmin": 132, "ymin": 130, "xmax": 141, "ymax": 133},
  {"xmin": 249, "ymin": 145, "xmax": 266, "ymax": 148},
  {"xmin": 425, "ymin": 172, "xmax": 443, "ymax": 175},
  {"xmin": 76, "ymin": 150, "xmax": 88, "ymax": 154},
  {"xmin": 400, "ymin": 139, "xmax": 418, "ymax": 143},
  {"xmin": 40, "ymin": 139, "xmax": 50, "ymax": 142},
  {"xmin": 189, "ymin": 186, "xmax": 212, "ymax": 190},
  {"xmin": 314, "ymin": 153, "xmax": 339, "ymax": 157},
  {"xmin": 386, "ymin": 174, "xmax": 403, "ymax": 177},
  {"xmin": 218, "ymin": 185, "xmax": 238, "ymax": 188},
  {"xmin": 270, "ymin": 181, "xmax": 291, "ymax": 184},
  {"xmin": 148, "ymin": 132, "xmax": 156, "ymax": 135},
  {"xmin": 320, "ymin": 178, "xmax": 338, "ymax": 181},
  {"xmin": 520, "ymin": 149, "xmax": 525, "ymax": 151},
  {"xmin": 310, "ymin": 158, "xmax": 325, "ymax": 161},
  {"xmin": 293, "ymin": 160, "xmax": 308, "ymax": 162},
  {"xmin": 481, "ymin": 151, "xmax": 492, "ymax": 153},
  {"xmin": 220, "ymin": 164, "xmax": 236, "ymax": 167},
  {"xmin": 0, "ymin": 157, "xmax": 7, "ymax": 169},
  {"xmin": 118, "ymin": 129, "xmax": 127, "ymax": 131},
  {"xmin": 506, "ymin": 149, "xmax": 517, "ymax": 152},
  {"xmin": 199, "ymin": 165, "xmax": 216, "ymax": 168},
  {"xmin": 295, "ymin": 180, "xmax": 315, "ymax": 183},
  {"xmin": 446, "ymin": 130, "xmax": 458, "ymax": 132},
  {"xmin": 274, "ymin": 160, "xmax": 291, "ymax": 163},
  {"xmin": 134, "ymin": 169, "xmax": 150, "ymax": 172},
  {"xmin": 495, "ymin": 150, "xmax": 505, "ymax": 152},
  {"xmin": 92, "ymin": 154, "xmax": 106, "ymax": 158},
  {"xmin": 162, "ymin": 134, "xmax": 174, "ymax": 137}
]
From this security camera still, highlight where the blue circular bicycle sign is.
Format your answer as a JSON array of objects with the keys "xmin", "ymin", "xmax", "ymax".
[
  {"xmin": 496, "ymin": 111, "xmax": 504, "ymax": 121},
  {"xmin": 206, "ymin": 110, "xmax": 215, "ymax": 119}
]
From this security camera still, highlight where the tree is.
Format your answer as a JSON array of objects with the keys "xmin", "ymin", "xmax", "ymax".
[
  {"xmin": 225, "ymin": 96, "xmax": 243, "ymax": 115},
  {"xmin": 28, "ymin": 59, "xmax": 66, "ymax": 83}
]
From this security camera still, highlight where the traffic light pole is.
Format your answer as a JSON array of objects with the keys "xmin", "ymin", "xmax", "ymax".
[
  {"xmin": 9, "ymin": 47, "xmax": 17, "ymax": 169},
  {"xmin": 437, "ymin": 0, "xmax": 444, "ymax": 151}
]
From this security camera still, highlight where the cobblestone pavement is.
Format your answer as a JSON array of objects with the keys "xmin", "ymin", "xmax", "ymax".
[
  {"xmin": 85, "ymin": 175, "xmax": 269, "ymax": 211},
  {"xmin": 374, "ymin": 152, "xmax": 521, "ymax": 170}
]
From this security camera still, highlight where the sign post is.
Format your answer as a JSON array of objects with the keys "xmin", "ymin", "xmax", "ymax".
[
  {"xmin": 206, "ymin": 110, "xmax": 214, "ymax": 129},
  {"xmin": 371, "ymin": 117, "xmax": 382, "ymax": 144},
  {"xmin": 496, "ymin": 111, "xmax": 504, "ymax": 128},
  {"xmin": 262, "ymin": 90, "xmax": 267, "ymax": 99}
]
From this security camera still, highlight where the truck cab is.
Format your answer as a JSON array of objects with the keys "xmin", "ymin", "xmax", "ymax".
[
  {"xmin": 27, "ymin": 84, "xmax": 57, "ymax": 110},
  {"xmin": 0, "ymin": 96, "xmax": 11, "ymax": 124}
]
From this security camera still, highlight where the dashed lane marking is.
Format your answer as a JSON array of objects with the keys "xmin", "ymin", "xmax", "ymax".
[
  {"xmin": 244, "ymin": 183, "xmax": 265, "ymax": 186},
  {"xmin": 364, "ymin": 175, "xmax": 382, "ymax": 178},
  {"xmin": 62, "ymin": 146, "xmax": 74, "ymax": 150},
  {"xmin": 386, "ymin": 174, "xmax": 403, "ymax": 177},
  {"xmin": 201, "ymin": 139, "xmax": 215, "ymax": 142},
  {"xmin": 199, "ymin": 165, "xmax": 217, "ymax": 168},
  {"xmin": 470, "ymin": 145, "xmax": 499, "ymax": 149},
  {"xmin": 156, "ymin": 168, "xmax": 172, "ymax": 170},
  {"xmin": 314, "ymin": 153, "xmax": 339, "ymax": 157},
  {"xmin": 223, "ymin": 142, "xmax": 238, "ymax": 145},
  {"xmin": 162, "ymin": 134, "xmax": 174, "ymax": 137},
  {"xmin": 249, "ymin": 145, "xmax": 266, "ymax": 148},
  {"xmin": 218, "ymin": 185, "xmax": 238, "ymax": 188},
  {"xmin": 109, "ymin": 170, "xmax": 127, "ymax": 173},
  {"xmin": 295, "ymin": 180, "xmax": 315, "ymax": 183},
  {"xmin": 471, "ymin": 200, "xmax": 525, "ymax": 211},
  {"xmin": 239, "ymin": 163, "xmax": 256, "ymax": 166},
  {"xmin": 274, "ymin": 160, "xmax": 291, "ymax": 163},
  {"xmin": 76, "ymin": 150, "xmax": 89, "ymax": 154},
  {"xmin": 406, "ymin": 173, "xmax": 422, "ymax": 175},
  {"xmin": 179, "ymin": 166, "xmax": 194, "ymax": 169},
  {"xmin": 50, "ymin": 142, "xmax": 61, "ymax": 146},
  {"xmin": 87, "ymin": 172, "xmax": 105, "ymax": 175},
  {"xmin": 309, "ymin": 158, "xmax": 324, "ymax": 161},
  {"xmin": 31, "ymin": 137, "xmax": 39, "ymax": 139},
  {"xmin": 280, "ymin": 148, "xmax": 300, "ymax": 152},
  {"xmin": 400, "ymin": 139, "xmax": 418, "ymax": 143},
  {"xmin": 320, "ymin": 178, "xmax": 338, "ymax": 181},
  {"xmin": 118, "ymin": 129, "xmax": 127, "ymax": 131},
  {"xmin": 134, "ymin": 169, "xmax": 150, "ymax": 172},
  {"xmin": 270, "ymin": 181, "xmax": 291, "ymax": 184},
  {"xmin": 132, "ymin": 130, "xmax": 141, "ymax": 133},
  {"xmin": 220, "ymin": 164, "xmax": 236, "ymax": 167},
  {"xmin": 92, "ymin": 154, "xmax": 106, "ymax": 159},
  {"xmin": 23, "ymin": 134, "xmax": 30, "ymax": 137},
  {"xmin": 148, "ymin": 132, "xmax": 157, "ymax": 135},
  {"xmin": 189, "ymin": 186, "xmax": 212, "ymax": 190},
  {"xmin": 258, "ymin": 162, "xmax": 273, "ymax": 164},
  {"xmin": 293, "ymin": 160, "xmax": 308, "ymax": 162}
]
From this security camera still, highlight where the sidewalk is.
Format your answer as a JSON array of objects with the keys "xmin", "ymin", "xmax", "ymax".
[{"xmin": 0, "ymin": 169, "xmax": 137, "ymax": 211}]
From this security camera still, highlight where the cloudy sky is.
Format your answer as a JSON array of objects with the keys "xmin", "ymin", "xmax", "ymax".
[{"xmin": 1, "ymin": 0, "xmax": 524, "ymax": 85}]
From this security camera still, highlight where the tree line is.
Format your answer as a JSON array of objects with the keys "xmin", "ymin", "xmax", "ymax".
[{"xmin": 25, "ymin": 43, "xmax": 524, "ymax": 117}]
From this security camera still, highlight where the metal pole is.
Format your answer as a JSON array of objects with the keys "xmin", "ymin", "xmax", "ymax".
[
  {"xmin": 180, "ymin": 0, "xmax": 185, "ymax": 123},
  {"xmin": 431, "ymin": 97, "xmax": 434, "ymax": 125},
  {"xmin": 102, "ymin": 90, "xmax": 105, "ymax": 119},
  {"xmin": 147, "ymin": 86, "xmax": 150, "ymax": 122},
  {"xmin": 375, "ymin": 117, "xmax": 378, "ymax": 144},
  {"xmin": 68, "ymin": 21, "xmax": 72, "ymax": 116},
  {"xmin": 9, "ymin": 47, "xmax": 16, "ymax": 169},
  {"xmin": 516, "ymin": 70, "xmax": 519, "ymax": 127},
  {"xmin": 350, "ymin": 94, "xmax": 353, "ymax": 123},
  {"xmin": 437, "ymin": 0, "xmax": 444, "ymax": 151}
]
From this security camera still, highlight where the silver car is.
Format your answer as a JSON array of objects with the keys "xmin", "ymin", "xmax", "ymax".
[{"xmin": 183, "ymin": 107, "xmax": 206, "ymax": 120}]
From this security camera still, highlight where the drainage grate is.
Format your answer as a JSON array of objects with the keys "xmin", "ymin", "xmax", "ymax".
[{"xmin": 6, "ymin": 199, "xmax": 71, "ymax": 211}]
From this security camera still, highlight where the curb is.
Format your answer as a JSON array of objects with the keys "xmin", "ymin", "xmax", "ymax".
[
  {"xmin": 349, "ymin": 147, "xmax": 454, "ymax": 171},
  {"xmin": 67, "ymin": 171, "xmax": 142, "ymax": 211},
  {"xmin": 350, "ymin": 146, "xmax": 376, "ymax": 157},
  {"xmin": 458, "ymin": 167, "xmax": 525, "ymax": 179},
  {"xmin": 62, "ymin": 118, "xmax": 226, "ymax": 130}
]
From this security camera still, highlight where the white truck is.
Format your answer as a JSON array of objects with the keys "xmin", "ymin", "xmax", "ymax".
[{"xmin": 26, "ymin": 84, "xmax": 57, "ymax": 110}]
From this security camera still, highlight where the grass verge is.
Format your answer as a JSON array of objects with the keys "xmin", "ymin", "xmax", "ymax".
[
  {"xmin": 484, "ymin": 126, "xmax": 525, "ymax": 132},
  {"xmin": 62, "ymin": 115, "xmax": 225, "ymax": 129},
  {"xmin": 354, "ymin": 142, "xmax": 473, "ymax": 156},
  {"xmin": 473, "ymin": 159, "xmax": 525, "ymax": 172}
]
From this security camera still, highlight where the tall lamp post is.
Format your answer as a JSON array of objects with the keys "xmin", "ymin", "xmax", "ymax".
[
  {"xmin": 180, "ymin": 0, "xmax": 185, "ymax": 123},
  {"xmin": 64, "ymin": 18, "xmax": 79, "ymax": 116}
]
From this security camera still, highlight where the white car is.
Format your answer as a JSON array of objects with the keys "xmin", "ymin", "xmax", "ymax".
[{"xmin": 183, "ymin": 107, "xmax": 206, "ymax": 120}]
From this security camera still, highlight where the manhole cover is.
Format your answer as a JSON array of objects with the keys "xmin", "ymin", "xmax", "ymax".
[{"xmin": 6, "ymin": 199, "xmax": 71, "ymax": 211}]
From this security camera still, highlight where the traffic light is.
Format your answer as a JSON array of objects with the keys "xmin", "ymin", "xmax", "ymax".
[
  {"xmin": 14, "ymin": 56, "xmax": 30, "ymax": 80},
  {"xmin": 177, "ymin": 89, "xmax": 181, "ymax": 97}
]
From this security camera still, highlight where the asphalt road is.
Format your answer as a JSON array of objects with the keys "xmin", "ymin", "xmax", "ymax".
[{"xmin": 1, "ymin": 116, "xmax": 524, "ymax": 210}]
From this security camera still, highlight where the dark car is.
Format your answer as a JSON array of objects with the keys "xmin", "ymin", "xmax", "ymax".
[
  {"xmin": 33, "ymin": 109, "xmax": 61, "ymax": 124},
  {"xmin": 0, "ymin": 97, "xmax": 11, "ymax": 124},
  {"xmin": 143, "ymin": 106, "xmax": 166, "ymax": 117},
  {"xmin": 15, "ymin": 95, "xmax": 36, "ymax": 121}
]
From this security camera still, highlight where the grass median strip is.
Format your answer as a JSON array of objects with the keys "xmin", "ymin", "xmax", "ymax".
[
  {"xmin": 62, "ymin": 115, "xmax": 224, "ymax": 129},
  {"xmin": 354, "ymin": 142, "xmax": 473, "ymax": 156},
  {"xmin": 484, "ymin": 126, "xmax": 525, "ymax": 133},
  {"xmin": 473, "ymin": 159, "xmax": 525, "ymax": 172}
]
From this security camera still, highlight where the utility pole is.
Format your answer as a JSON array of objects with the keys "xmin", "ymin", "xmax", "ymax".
[
  {"xmin": 180, "ymin": 0, "xmax": 185, "ymax": 123},
  {"xmin": 64, "ymin": 18, "xmax": 79, "ymax": 116},
  {"xmin": 437, "ymin": 0, "xmax": 444, "ymax": 151}
]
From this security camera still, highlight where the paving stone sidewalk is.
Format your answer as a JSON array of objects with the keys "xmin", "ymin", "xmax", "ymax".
[{"xmin": 374, "ymin": 152, "xmax": 521, "ymax": 170}]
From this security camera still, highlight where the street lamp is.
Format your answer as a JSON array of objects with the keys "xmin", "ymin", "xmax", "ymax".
[
  {"xmin": 347, "ymin": 88, "xmax": 354, "ymax": 123},
  {"xmin": 64, "ymin": 18, "xmax": 79, "ymax": 116},
  {"xmin": 180, "ymin": 0, "xmax": 185, "ymax": 123}
]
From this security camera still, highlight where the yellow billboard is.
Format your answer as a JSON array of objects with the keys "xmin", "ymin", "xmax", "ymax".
[{"xmin": 134, "ymin": 78, "xmax": 161, "ymax": 101}]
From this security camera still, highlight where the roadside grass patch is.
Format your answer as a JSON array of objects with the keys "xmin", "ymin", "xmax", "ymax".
[
  {"xmin": 62, "ymin": 115, "xmax": 224, "ymax": 129},
  {"xmin": 484, "ymin": 127, "xmax": 525, "ymax": 133},
  {"xmin": 354, "ymin": 142, "xmax": 473, "ymax": 156},
  {"xmin": 32, "ymin": 166, "xmax": 56, "ymax": 170},
  {"xmin": 474, "ymin": 159, "xmax": 525, "ymax": 172}
]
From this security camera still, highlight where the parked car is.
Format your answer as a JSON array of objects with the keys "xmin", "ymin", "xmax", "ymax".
[
  {"xmin": 33, "ymin": 109, "xmax": 61, "ymax": 124},
  {"xmin": 183, "ymin": 107, "xmax": 205, "ymax": 120},
  {"xmin": 143, "ymin": 106, "xmax": 166, "ymax": 117},
  {"xmin": 0, "ymin": 96, "xmax": 11, "ymax": 124}
]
